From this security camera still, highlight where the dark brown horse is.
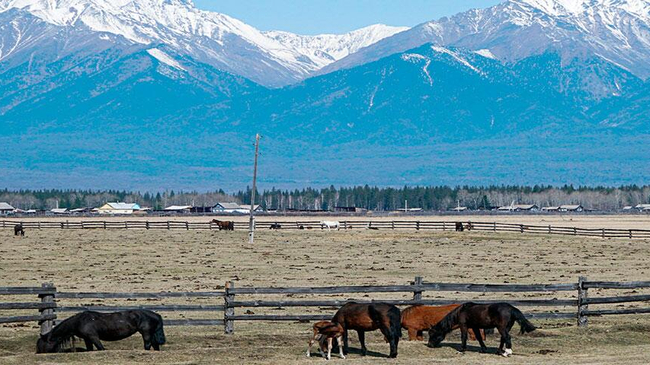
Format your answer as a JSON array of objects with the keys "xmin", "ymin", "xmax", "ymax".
[
  {"xmin": 428, "ymin": 303, "xmax": 535, "ymax": 357},
  {"xmin": 455, "ymin": 222, "xmax": 464, "ymax": 232},
  {"xmin": 331, "ymin": 302, "xmax": 401, "ymax": 358},
  {"xmin": 401, "ymin": 304, "xmax": 485, "ymax": 341},
  {"xmin": 211, "ymin": 219, "xmax": 234, "ymax": 231},
  {"xmin": 37, "ymin": 310, "xmax": 165, "ymax": 353},
  {"xmin": 14, "ymin": 224, "xmax": 25, "ymax": 236}
]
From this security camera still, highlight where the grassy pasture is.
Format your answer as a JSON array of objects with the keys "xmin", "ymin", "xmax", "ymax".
[{"xmin": 2, "ymin": 218, "xmax": 650, "ymax": 364}]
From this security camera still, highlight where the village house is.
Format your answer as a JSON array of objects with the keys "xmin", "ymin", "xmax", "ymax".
[
  {"xmin": 636, "ymin": 204, "xmax": 650, "ymax": 212},
  {"xmin": 498, "ymin": 204, "xmax": 539, "ymax": 212},
  {"xmin": 97, "ymin": 202, "xmax": 141, "ymax": 215},
  {"xmin": 559, "ymin": 205, "xmax": 584, "ymax": 212},
  {"xmin": 163, "ymin": 205, "xmax": 193, "ymax": 214},
  {"xmin": 0, "ymin": 202, "xmax": 15, "ymax": 215}
]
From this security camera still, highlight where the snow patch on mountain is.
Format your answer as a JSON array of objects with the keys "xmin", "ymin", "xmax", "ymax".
[
  {"xmin": 432, "ymin": 46, "xmax": 484, "ymax": 75},
  {"xmin": 474, "ymin": 49, "xmax": 497, "ymax": 60},
  {"xmin": 147, "ymin": 48, "xmax": 185, "ymax": 71}
]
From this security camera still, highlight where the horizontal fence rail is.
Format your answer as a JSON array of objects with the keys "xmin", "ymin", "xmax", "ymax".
[
  {"xmin": 4, "ymin": 277, "xmax": 650, "ymax": 335},
  {"xmin": 3, "ymin": 219, "xmax": 650, "ymax": 239}
]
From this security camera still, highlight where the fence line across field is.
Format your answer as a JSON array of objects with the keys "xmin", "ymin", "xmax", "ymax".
[
  {"xmin": 2, "ymin": 219, "xmax": 650, "ymax": 239},
  {"xmin": 4, "ymin": 277, "xmax": 650, "ymax": 336}
]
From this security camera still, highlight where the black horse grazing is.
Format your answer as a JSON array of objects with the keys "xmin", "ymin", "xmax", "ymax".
[
  {"xmin": 428, "ymin": 302, "xmax": 535, "ymax": 357},
  {"xmin": 455, "ymin": 222, "xmax": 464, "ymax": 232},
  {"xmin": 270, "ymin": 223, "xmax": 281, "ymax": 230},
  {"xmin": 331, "ymin": 302, "xmax": 401, "ymax": 358},
  {"xmin": 14, "ymin": 224, "xmax": 25, "ymax": 236},
  {"xmin": 37, "ymin": 310, "xmax": 165, "ymax": 353}
]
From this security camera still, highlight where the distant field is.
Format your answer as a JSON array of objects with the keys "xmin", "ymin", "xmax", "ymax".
[
  {"xmin": 6, "ymin": 213, "xmax": 650, "ymax": 230},
  {"xmin": 2, "ymin": 222, "xmax": 650, "ymax": 364}
]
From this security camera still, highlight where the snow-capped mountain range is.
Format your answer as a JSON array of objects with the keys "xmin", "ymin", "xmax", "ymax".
[
  {"xmin": 324, "ymin": 0, "xmax": 650, "ymax": 79},
  {"xmin": 1, "ymin": 0, "xmax": 650, "ymax": 189},
  {"xmin": 0, "ymin": 0, "xmax": 406, "ymax": 86}
]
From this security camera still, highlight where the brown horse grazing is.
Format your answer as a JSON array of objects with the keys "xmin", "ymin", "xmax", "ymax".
[
  {"xmin": 428, "ymin": 303, "xmax": 536, "ymax": 357},
  {"xmin": 306, "ymin": 321, "xmax": 345, "ymax": 360},
  {"xmin": 211, "ymin": 219, "xmax": 234, "ymax": 231},
  {"xmin": 401, "ymin": 304, "xmax": 485, "ymax": 341},
  {"xmin": 332, "ymin": 303, "xmax": 401, "ymax": 358},
  {"xmin": 14, "ymin": 224, "xmax": 25, "ymax": 236}
]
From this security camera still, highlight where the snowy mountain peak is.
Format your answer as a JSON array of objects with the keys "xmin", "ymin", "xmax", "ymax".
[
  {"xmin": 264, "ymin": 24, "xmax": 408, "ymax": 68},
  {"xmin": 0, "ymin": 0, "xmax": 410, "ymax": 86}
]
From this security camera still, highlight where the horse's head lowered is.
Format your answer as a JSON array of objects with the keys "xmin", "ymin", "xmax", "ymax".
[{"xmin": 36, "ymin": 333, "xmax": 58, "ymax": 353}]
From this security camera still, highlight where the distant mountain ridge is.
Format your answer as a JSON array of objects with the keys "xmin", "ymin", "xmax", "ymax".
[
  {"xmin": 0, "ymin": 0, "xmax": 407, "ymax": 86},
  {"xmin": 0, "ymin": 0, "xmax": 649, "ymax": 190}
]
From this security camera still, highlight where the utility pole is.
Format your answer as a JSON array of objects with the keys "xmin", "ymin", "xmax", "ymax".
[{"xmin": 249, "ymin": 134, "xmax": 261, "ymax": 244}]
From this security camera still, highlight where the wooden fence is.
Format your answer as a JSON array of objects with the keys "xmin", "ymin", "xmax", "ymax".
[
  {"xmin": 4, "ymin": 277, "xmax": 650, "ymax": 335},
  {"xmin": 2, "ymin": 219, "xmax": 650, "ymax": 239}
]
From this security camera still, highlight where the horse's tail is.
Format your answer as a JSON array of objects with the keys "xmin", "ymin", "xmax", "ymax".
[
  {"xmin": 153, "ymin": 315, "xmax": 166, "ymax": 345},
  {"xmin": 511, "ymin": 306, "xmax": 536, "ymax": 335},
  {"xmin": 389, "ymin": 306, "xmax": 402, "ymax": 339}
]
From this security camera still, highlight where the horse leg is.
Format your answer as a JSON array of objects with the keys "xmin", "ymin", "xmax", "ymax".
[
  {"xmin": 306, "ymin": 332, "xmax": 318, "ymax": 357},
  {"xmin": 84, "ymin": 338, "xmax": 94, "ymax": 351},
  {"xmin": 89, "ymin": 336, "xmax": 105, "ymax": 351},
  {"xmin": 416, "ymin": 330, "xmax": 424, "ymax": 341},
  {"xmin": 342, "ymin": 329, "xmax": 349, "ymax": 355},
  {"xmin": 358, "ymin": 330, "xmax": 367, "ymax": 356},
  {"xmin": 460, "ymin": 325, "xmax": 468, "ymax": 352},
  {"xmin": 497, "ymin": 326, "xmax": 507, "ymax": 356},
  {"xmin": 503, "ymin": 329, "xmax": 513, "ymax": 357},
  {"xmin": 327, "ymin": 337, "xmax": 333, "ymax": 360},
  {"xmin": 337, "ymin": 336, "xmax": 345, "ymax": 359},
  {"xmin": 474, "ymin": 328, "xmax": 487, "ymax": 353},
  {"xmin": 142, "ymin": 332, "xmax": 152, "ymax": 350},
  {"xmin": 406, "ymin": 328, "xmax": 417, "ymax": 341}
]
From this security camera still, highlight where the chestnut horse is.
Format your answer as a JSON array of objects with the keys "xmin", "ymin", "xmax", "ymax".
[
  {"xmin": 211, "ymin": 219, "xmax": 234, "ymax": 231},
  {"xmin": 306, "ymin": 321, "xmax": 345, "ymax": 360},
  {"xmin": 428, "ymin": 302, "xmax": 535, "ymax": 357},
  {"xmin": 401, "ymin": 304, "xmax": 485, "ymax": 341},
  {"xmin": 331, "ymin": 302, "xmax": 401, "ymax": 358}
]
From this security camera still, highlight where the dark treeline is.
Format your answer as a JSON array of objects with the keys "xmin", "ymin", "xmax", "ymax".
[
  {"xmin": 245, "ymin": 185, "xmax": 650, "ymax": 212},
  {"xmin": 1, "ymin": 185, "xmax": 649, "ymax": 212}
]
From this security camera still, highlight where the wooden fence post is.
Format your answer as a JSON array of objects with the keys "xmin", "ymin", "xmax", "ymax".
[
  {"xmin": 629, "ymin": 230, "xmax": 633, "ymax": 239},
  {"xmin": 601, "ymin": 228, "xmax": 605, "ymax": 238},
  {"xmin": 416, "ymin": 221, "xmax": 420, "ymax": 231},
  {"xmin": 573, "ymin": 227, "xmax": 577, "ymax": 236},
  {"xmin": 392, "ymin": 221, "xmax": 395, "ymax": 230},
  {"xmin": 413, "ymin": 276, "xmax": 423, "ymax": 303},
  {"xmin": 146, "ymin": 221, "xmax": 150, "ymax": 230},
  {"xmin": 103, "ymin": 221, "xmax": 107, "ymax": 229},
  {"xmin": 167, "ymin": 221, "xmax": 170, "ymax": 230},
  {"xmin": 186, "ymin": 222, "xmax": 189, "ymax": 230},
  {"xmin": 548, "ymin": 225, "xmax": 552, "ymax": 234},
  {"xmin": 39, "ymin": 283, "xmax": 55, "ymax": 335},
  {"xmin": 443, "ymin": 222, "xmax": 446, "ymax": 231},
  {"xmin": 224, "ymin": 281, "xmax": 235, "ymax": 334},
  {"xmin": 520, "ymin": 224, "xmax": 524, "ymax": 233},
  {"xmin": 38, "ymin": 222, "xmax": 41, "ymax": 229},
  {"xmin": 578, "ymin": 276, "xmax": 588, "ymax": 327}
]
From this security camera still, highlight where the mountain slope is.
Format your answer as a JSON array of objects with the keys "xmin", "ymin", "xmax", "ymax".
[
  {"xmin": 321, "ymin": 0, "xmax": 650, "ymax": 86},
  {"xmin": 0, "ymin": 0, "xmax": 407, "ymax": 86}
]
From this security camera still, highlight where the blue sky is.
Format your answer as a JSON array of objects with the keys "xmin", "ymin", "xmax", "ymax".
[{"xmin": 194, "ymin": 0, "xmax": 502, "ymax": 35}]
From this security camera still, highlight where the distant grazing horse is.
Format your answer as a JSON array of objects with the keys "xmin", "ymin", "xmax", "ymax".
[
  {"xmin": 465, "ymin": 222, "xmax": 474, "ymax": 231},
  {"xmin": 401, "ymin": 304, "xmax": 485, "ymax": 341},
  {"xmin": 307, "ymin": 321, "xmax": 346, "ymax": 360},
  {"xmin": 321, "ymin": 221, "xmax": 340, "ymax": 230},
  {"xmin": 270, "ymin": 223, "xmax": 282, "ymax": 230},
  {"xmin": 14, "ymin": 224, "xmax": 25, "ymax": 236},
  {"xmin": 455, "ymin": 222, "xmax": 464, "ymax": 232},
  {"xmin": 428, "ymin": 303, "xmax": 535, "ymax": 357},
  {"xmin": 211, "ymin": 219, "xmax": 234, "ymax": 231},
  {"xmin": 37, "ymin": 310, "xmax": 165, "ymax": 353},
  {"xmin": 332, "ymin": 302, "xmax": 401, "ymax": 358}
]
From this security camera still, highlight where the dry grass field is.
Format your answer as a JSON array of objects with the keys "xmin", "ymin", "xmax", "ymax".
[{"xmin": 2, "ymin": 215, "xmax": 650, "ymax": 364}]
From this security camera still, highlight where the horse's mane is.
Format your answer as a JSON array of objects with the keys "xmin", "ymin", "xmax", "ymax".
[{"xmin": 431, "ymin": 303, "xmax": 470, "ymax": 335}]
